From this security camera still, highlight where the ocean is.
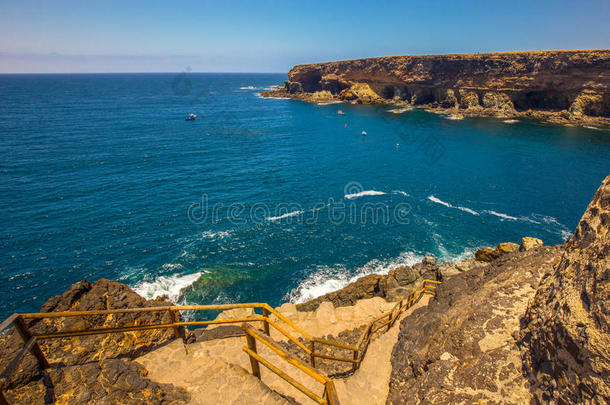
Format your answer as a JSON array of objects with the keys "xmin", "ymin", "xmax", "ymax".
[{"xmin": 1, "ymin": 73, "xmax": 609, "ymax": 320}]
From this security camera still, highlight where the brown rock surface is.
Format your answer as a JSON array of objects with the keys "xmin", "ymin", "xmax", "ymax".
[
  {"xmin": 0, "ymin": 278, "xmax": 188, "ymax": 401},
  {"xmin": 519, "ymin": 175, "xmax": 610, "ymax": 404},
  {"xmin": 295, "ymin": 258, "xmax": 441, "ymax": 311},
  {"xmin": 387, "ymin": 245, "xmax": 564, "ymax": 404},
  {"xmin": 4, "ymin": 359, "xmax": 189, "ymax": 404}
]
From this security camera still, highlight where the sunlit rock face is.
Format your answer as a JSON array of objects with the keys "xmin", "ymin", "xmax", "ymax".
[
  {"xmin": 520, "ymin": 175, "xmax": 610, "ymax": 404},
  {"xmin": 266, "ymin": 50, "xmax": 610, "ymax": 126}
]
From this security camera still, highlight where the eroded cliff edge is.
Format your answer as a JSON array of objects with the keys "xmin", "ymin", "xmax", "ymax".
[
  {"xmin": 388, "ymin": 175, "xmax": 610, "ymax": 404},
  {"xmin": 263, "ymin": 50, "xmax": 610, "ymax": 127}
]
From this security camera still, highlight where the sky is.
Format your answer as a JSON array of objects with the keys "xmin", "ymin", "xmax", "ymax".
[{"xmin": 1, "ymin": 0, "xmax": 609, "ymax": 73}]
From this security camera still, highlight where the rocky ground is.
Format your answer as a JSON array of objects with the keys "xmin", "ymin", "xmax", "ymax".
[{"xmin": 262, "ymin": 50, "xmax": 610, "ymax": 128}]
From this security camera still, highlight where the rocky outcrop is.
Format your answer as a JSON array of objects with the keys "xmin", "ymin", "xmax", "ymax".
[
  {"xmin": 295, "ymin": 257, "xmax": 442, "ymax": 312},
  {"xmin": 0, "ymin": 278, "xmax": 189, "ymax": 402},
  {"xmin": 387, "ymin": 175, "xmax": 610, "ymax": 404},
  {"xmin": 4, "ymin": 359, "xmax": 189, "ymax": 404},
  {"xmin": 519, "ymin": 175, "xmax": 610, "ymax": 404},
  {"xmin": 387, "ymin": 245, "xmax": 564, "ymax": 404},
  {"xmin": 263, "ymin": 50, "xmax": 610, "ymax": 127}
]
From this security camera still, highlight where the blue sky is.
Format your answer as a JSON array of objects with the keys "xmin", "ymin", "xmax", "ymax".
[{"xmin": 1, "ymin": 0, "xmax": 609, "ymax": 73}]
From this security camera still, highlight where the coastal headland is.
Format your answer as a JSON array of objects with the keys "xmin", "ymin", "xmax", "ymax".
[{"xmin": 262, "ymin": 50, "xmax": 610, "ymax": 128}]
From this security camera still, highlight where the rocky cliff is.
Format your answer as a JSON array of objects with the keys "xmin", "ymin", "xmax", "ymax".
[
  {"xmin": 519, "ymin": 175, "xmax": 610, "ymax": 404},
  {"xmin": 387, "ymin": 175, "xmax": 610, "ymax": 404},
  {"xmin": 263, "ymin": 50, "xmax": 610, "ymax": 127}
]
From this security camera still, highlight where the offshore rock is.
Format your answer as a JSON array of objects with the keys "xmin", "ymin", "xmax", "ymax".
[{"xmin": 519, "ymin": 175, "xmax": 610, "ymax": 404}]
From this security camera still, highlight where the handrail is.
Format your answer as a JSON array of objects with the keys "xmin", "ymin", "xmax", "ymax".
[
  {"xmin": 0, "ymin": 279, "xmax": 440, "ymax": 404},
  {"xmin": 242, "ymin": 323, "xmax": 338, "ymax": 405}
]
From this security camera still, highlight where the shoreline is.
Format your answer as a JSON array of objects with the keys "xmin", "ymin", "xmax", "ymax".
[{"xmin": 260, "ymin": 89, "xmax": 610, "ymax": 129}]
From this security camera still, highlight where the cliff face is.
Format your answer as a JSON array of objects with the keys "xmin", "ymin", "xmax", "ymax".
[
  {"xmin": 266, "ymin": 50, "xmax": 610, "ymax": 126},
  {"xmin": 387, "ymin": 175, "xmax": 610, "ymax": 404},
  {"xmin": 519, "ymin": 175, "xmax": 610, "ymax": 403}
]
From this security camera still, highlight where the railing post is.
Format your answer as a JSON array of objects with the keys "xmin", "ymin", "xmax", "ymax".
[
  {"xmin": 309, "ymin": 340, "xmax": 315, "ymax": 368},
  {"xmin": 245, "ymin": 333, "xmax": 261, "ymax": 379},
  {"xmin": 324, "ymin": 381, "xmax": 340, "ymax": 405},
  {"xmin": 351, "ymin": 348, "xmax": 358, "ymax": 372},
  {"xmin": 167, "ymin": 309, "xmax": 182, "ymax": 339},
  {"xmin": 261, "ymin": 307, "xmax": 270, "ymax": 336},
  {"xmin": 13, "ymin": 315, "xmax": 48, "ymax": 369}
]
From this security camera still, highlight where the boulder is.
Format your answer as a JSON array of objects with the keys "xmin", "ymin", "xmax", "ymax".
[
  {"xmin": 519, "ymin": 237, "xmax": 543, "ymax": 251},
  {"xmin": 475, "ymin": 247, "xmax": 500, "ymax": 262},
  {"xmin": 0, "ymin": 278, "xmax": 184, "ymax": 390},
  {"xmin": 496, "ymin": 242, "xmax": 519, "ymax": 254}
]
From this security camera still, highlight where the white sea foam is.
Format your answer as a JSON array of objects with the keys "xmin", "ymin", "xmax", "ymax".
[
  {"xmin": 239, "ymin": 86, "xmax": 262, "ymax": 90},
  {"xmin": 267, "ymin": 210, "xmax": 304, "ymax": 221},
  {"xmin": 286, "ymin": 251, "xmax": 426, "ymax": 304},
  {"xmin": 345, "ymin": 190, "xmax": 387, "ymax": 199},
  {"xmin": 446, "ymin": 114, "xmax": 464, "ymax": 120},
  {"xmin": 133, "ymin": 272, "xmax": 202, "ymax": 302},
  {"xmin": 200, "ymin": 230, "xmax": 231, "ymax": 239},
  {"xmin": 286, "ymin": 247, "xmax": 479, "ymax": 304},
  {"xmin": 388, "ymin": 107, "xmax": 411, "ymax": 114},
  {"xmin": 316, "ymin": 101, "xmax": 343, "ymax": 105},
  {"xmin": 427, "ymin": 195, "xmax": 479, "ymax": 215},
  {"xmin": 503, "ymin": 119, "xmax": 520, "ymax": 124},
  {"xmin": 485, "ymin": 210, "xmax": 519, "ymax": 221}
]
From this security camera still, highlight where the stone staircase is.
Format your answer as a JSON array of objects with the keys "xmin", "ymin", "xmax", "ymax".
[{"xmin": 135, "ymin": 295, "xmax": 430, "ymax": 404}]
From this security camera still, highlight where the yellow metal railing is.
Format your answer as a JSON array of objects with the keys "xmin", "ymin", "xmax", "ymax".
[{"xmin": 0, "ymin": 279, "xmax": 440, "ymax": 405}]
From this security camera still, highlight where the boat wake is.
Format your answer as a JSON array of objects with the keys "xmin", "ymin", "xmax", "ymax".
[
  {"xmin": 345, "ymin": 190, "xmax": 387, "ymax": 199},
  {"xmin": 267, "ymin": 210, "xmax": 304, "ymax": 221}
]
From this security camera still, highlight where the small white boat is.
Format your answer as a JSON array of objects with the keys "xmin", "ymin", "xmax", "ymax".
[
  {"xmin": 361, "ymin": 131, "xmax": 367, "ymax": 136},
  {"xmin": 185, "ymin": 113, "xmax": 197, "ymax": 121}
]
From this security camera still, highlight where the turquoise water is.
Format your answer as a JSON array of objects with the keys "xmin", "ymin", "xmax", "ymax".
[{"xmin": 1, "ymin": 73, "xmax": 609, "ymax": 320}]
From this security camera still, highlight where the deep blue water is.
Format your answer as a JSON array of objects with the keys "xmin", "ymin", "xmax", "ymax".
[{"xmin": 1, "ymin": 73, "xmax": 609, "ymax": 320}]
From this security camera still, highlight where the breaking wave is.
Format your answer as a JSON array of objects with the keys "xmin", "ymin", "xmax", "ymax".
[
  {"xmin": 485, "ymin": 210, "xmax": 519, "ymax": 221},
  {"xmin": 427, "ymin": 195, "xmax": 479, "ymax": 215},
  {"xmin": 133, "ymin": 272, "xmax": 202, "ymax": 303},
  {"xmin": 285, "ymin": 247, "xmax": 479, "ymax": 304}
]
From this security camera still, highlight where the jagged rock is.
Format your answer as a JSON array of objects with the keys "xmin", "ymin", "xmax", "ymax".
[
  {"xmin": 440, "ymin": 89, "xmax": 458, "ymax": 108},
  {"xmin": 296, "ymin": 257, "xmax": 443, "ymax": 311},
  {"xmin": 459, "ymin": 89, "xmax": 481, "ymax": 109},
  {"xmin": 497, "ymin": 242, "xmax": 520, "ymax": 254},
  {"xmin": 519, "ymin": 175, "xmax": 610, "ymax": 404},
  {"xmin": 482, "ymin": 92, "xmax": 516, "ymax": 113},
  {"xmin": 387, "ymin": 245, "xmax": 564, "ymax": 404},
  {"xmin": 0, "ymin": 278, "xmax": 186, "ymax": 390},
  {"xmin": 570, "ymin": 89, "xmax": 605, "ymax": 117},
  {"xmin": 475, "ymin": 247, "xmax": 500, "ymax": 262},
  {"xmin": 437, "ymin": 263, "xmax": 461, "ymax": 279},
  {"xmin": 520, "ymin": 236, "xmax": 543, "ymax": 251},
  {"xmin": 4, "ymin": 359, "xmax": 189, "ymax": 404}
]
